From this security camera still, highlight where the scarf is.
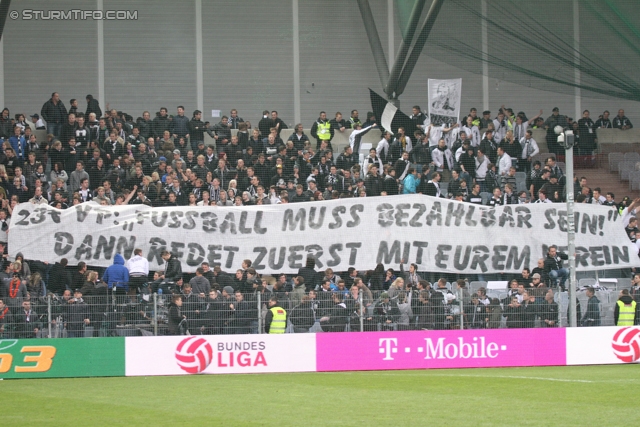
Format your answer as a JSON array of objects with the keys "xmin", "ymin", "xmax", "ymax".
[{"xmin": 9, "ymin": 277, "xmax": 20, "ymax": 298}]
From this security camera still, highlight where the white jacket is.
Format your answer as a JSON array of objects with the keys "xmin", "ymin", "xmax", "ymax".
[
  {"xmin": 432, "ymin": 147, "xmax": 454, "ymax": 171},
  {"xmin": 498, "ymin": 153, "xmax": 512, "ymax": 176},
  {"xmin": 126, "ymin": 255, "xmax": 150, "ymax": 276}
]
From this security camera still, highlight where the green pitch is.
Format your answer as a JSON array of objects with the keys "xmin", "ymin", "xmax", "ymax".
[{"xmin": 3, "ymin": 365, "xmax": 639, "ymax": 426}]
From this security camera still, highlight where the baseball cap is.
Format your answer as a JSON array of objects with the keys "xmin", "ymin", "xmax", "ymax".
[
  {"xmin": 173, "ymin": 149, "xmax": 181, "ymax": 155},
  {"xmin": 31, "ymin": 114, "xmax": 40, "ymax": 119},
  {"xmin": 532, "ymin": 273, "xmax": 541, "ymax": 279}
]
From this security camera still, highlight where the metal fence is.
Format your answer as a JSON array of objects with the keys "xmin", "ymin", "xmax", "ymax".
[{"xmin": 0, "ymin": 279, "xmax": 631, "ymax": 338}]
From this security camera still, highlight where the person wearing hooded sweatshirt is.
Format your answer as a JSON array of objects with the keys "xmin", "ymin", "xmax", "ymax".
[
  {"xmin": 614, "ymin": 289, "xmax": 639, "ymax": 326},
  {"xmin": 102, "ymin": 253, "xmax": 130, "ymax": 295}
]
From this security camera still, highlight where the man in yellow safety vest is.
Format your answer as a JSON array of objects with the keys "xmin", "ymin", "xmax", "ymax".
[
  {"xmin": 614, "ymin": 289, "xmax": 639, "ymax": 326},
  {"xmin": 265, "ymin": 296, "xmax": 287, "ymax": 334},
  {"xmin": 311, "ymin": 111, "xmax": 333, "ymax": 149}
]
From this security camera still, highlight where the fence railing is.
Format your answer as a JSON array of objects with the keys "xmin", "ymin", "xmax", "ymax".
[{"xmin": 0, "ymin": 283, "xmax": 630, "ymax": 338}]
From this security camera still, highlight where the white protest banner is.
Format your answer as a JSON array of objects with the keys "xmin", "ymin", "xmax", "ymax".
[
  {"xmin": 8, "ymin": 195, "xmax": 638, "ymax": 274},
  {"xmin": 428, "ymin": 78, "xmax": 462, "ymax": 126}
]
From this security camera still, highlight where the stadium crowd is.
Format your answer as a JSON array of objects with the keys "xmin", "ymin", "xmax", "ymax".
[{"xmin": 0, "ymin": 93, "xmax": 638, "ymax": 338}]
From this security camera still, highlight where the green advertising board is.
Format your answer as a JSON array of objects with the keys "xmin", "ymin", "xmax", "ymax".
[{"xmin": 0, "ymin": 338, "xmax": 125, "ymax": 379}]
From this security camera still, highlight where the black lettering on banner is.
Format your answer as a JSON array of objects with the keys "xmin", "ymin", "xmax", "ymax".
[
  {"xmin": 329, "ymin": 206, "xmax": 346, "ymax": 229},
  {"xmin": 116, "ymin": 237, "xmax": 135, "ymax": 259},
  {"xmin": 599, "ymin": 215, "xmax": 605, "ymax": 236},
  {"xmin": 425, "ymin": 202, "xmax": 442, "ymax": 226},
  {"xmin": 253, "ymin": 211, "xmax": 267, "ymax": 234},
  {"xmin": 612, "ymin": 246, "xmax": 629, "ymax": 264},
  {"xmin": 575, "ymin": 246, "xmax": 590, "ymax": 267},
  {"xmin": 183, "ymin": 211, "xmax": 198, "ymax": 230},
  {"xmin": 30, "ymin": 208, "xmax": 47, "ymax": 224},
  {"xmin": 14, "ymin": 209, "xmax": 31, "ymax": 226},
  {"xmin": 377, "ymin": 241, "xmax": 401, "ymax": 264},
  {"xmin": 347, "ymin": 205, "xmax": 363, "ymax": 227},
  {"xmin": 207, "ymin": 245, "xmax": 223, "ymax": 267},
  {"xmin": 498, "ymin": 206, "xmax": 515, "ymax": 227},
  {"xmin": 377, "ymin": 203, "xmax": 394, "ymax": 227},
  {"xmin": 48, "ymin": 209, "xmax": 61, "ymax": 223},
  {"xmin": 239, "ymin": 211, "xmax": 252, "ymax": 234},
  {"xmin": 581, "ymin": 214, "xmax": 598, "ymax": 235},
  {"xmin": 152, "ymin": 211, "xmax": 168, "ymax": 227},
  {"xmin": 223, "ymin": 246, "xmax": 239, "ymax": 269},
  {"xmin": 395, "ymin": 203, "xmax": 410, "ymax": 227},
  {"xmin": 327, "ymin": 243, "xmax": 342, "ymax": 267},
  {"xmin": 201, "ymin": 212, "xmax": 218, "ymax": 233},
  {"xmin": 454, "ymin": 246, "xmax": 471, "ymax": 270},
  {"xmin": 252, "ymin": 247, "xmax": 267, "ymax": 270},
  {"xmin": 305, "ymin": 245, "xmax": 324, "ymax": 268},
  {"xmin": 147, "ymin": 238, "xmax": 166, "ymax": 264},
  {"xmin": 309, "ymin": 207, "xmax": 326, "ymax": 229},
  {"xmin": 412, "ymin": 241, "xmax": 429, "ymax": 264},
  {"xmin": 544, "ymin": 208, "xmax": 556, "ymax": 229},
  {"xmin": 75, "ymin": 204, "xmax": 92, "ymax": 223},
  {"xmin": 54, "ymin": 232, "xmax": 73, "ymax": 255},
  {"xmin": 75, "ymin": 235, "xmax": 93, "ymax": 260},
  {"xmin": 590, "ymin": 246, "xmax": 604, "ymax": 267},
  {"xmin": 480, "ymin": 207, "xmax": 496, "ymax": 227},
  {"xmin": 506, "ymin": 246, "xmax": 529, "ymax": 270},
  {"xmin": 345, "ymin": 242, "xmax": 361, "ymax": 264},
  {"xmin": 168, "ymin": 211, "xmax": 184, "ymax": 228},
  {"xmin": 515, "ymin": 206, "xmax": 532, "ymax": 228},
  {"xmin": 170, "ymin": 242, "xmax": 185, "ymax": 259},
  {"xmin": 603, "ymin": 246, "xmax": 612, "ymax": 265},
  {"xmin": 282, "ymin": 208, "xmax": 305, "ymax": 231},
  {"xmin": 492, "ymin": 246, "xmax": 508, "ymax": 270},
  {"xmin": 409, "ymin": 204, "xmax": 426, "ymax": 227},
  {"xmin": 220, "ymin": 212, "xmax": 237, "ymax": 234},
  {"xmin": 94, "ymin": 207, "xmax": 112, "ymax": 225},
  {"xmin": 288, "ymin": 245, "xmax": 305, "ymax": 269},
  {"xmin": 470, "ymin": 246, "xmax": 489, "ymax": 272},
  {"xmin": 94, "ymin": 235, "xmax": 116, "ymax": 260},
  {"xmin": 136, "ymin": 210, "xmax": 150, "ymax": 225},
  {"xmin": 186, "ymin": 243, "xmax": 205, "ymax": 266},
  {"xmin": 465, "ymin": 205, "xmax": 477, "ymax": 227},
  {"xmin": 268, "ymin": 247, "xmax": 286, "ymax": 270},
  {"xmin": 445, "ymin": 202, "xmax": 465, "ymax": 227},
  {"xmin": 435, "ymin": 244, "xmax": 452, "ymax": 269}
]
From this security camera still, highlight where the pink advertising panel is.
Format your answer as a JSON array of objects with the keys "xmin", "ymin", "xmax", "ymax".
[{"xmin": 316, "ymin": 329, "xmax": 566, "ymax": 372}]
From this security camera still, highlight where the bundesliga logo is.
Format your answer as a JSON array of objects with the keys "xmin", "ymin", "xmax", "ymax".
[
  {"xmin": 611, "ymin": 327, "xmax": 640, "ymax": 363},
  {"xmin": 175, "ymin": 336, "xmax": 213, "ymax": 374}
]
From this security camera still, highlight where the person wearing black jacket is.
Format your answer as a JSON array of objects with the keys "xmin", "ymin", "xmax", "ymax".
[
  {"xmin": 41, "ymin": 92, "xmax": 68, "ymax": 137},
  {"xmin": 503, "ymin": 296, "xmax": 524, "ymax": 328},
  {"xmin": 63, "ymin": 289, "xmax": 91, "ymax": 338},
  {"xmin": 168, "ymin": 295, "xmax": 185, "ymax": 335},
  {"xmin": 48, "ymin": 259, "xmax": 71, "ymax": 295},
  {"xmin": 541, "ymin": 289, "xmax": 559, "ymax": 327},
  {"xmin": 543, "ymin": 245, "xmax": 569, "ymax": 290},
  {"xmin": 320, "ymin": 292, "xmax": 349, "ymax": 332},
  {"xmin": 188, "ymin": 110, "xmax": 206, "ymax": 151},
  {"xmin": 375, "ymin": 292, "xmax": 399, "ymax": 330},
  {"xmin": 152, "ymin": 108, "xmax": 171, "ymax": 140},
  {"xmin": 230, "ymin": 291, "xmax": 254, "ymax": 334},
  {"xmin": 464, "ymin": 294, "xmax": 486, "ymax": 329},
  {"xmin": 297, "ymin": 257, "xmax": 318, "ymax": 292},
  {"xmin": 85, "ymin": 95, "xmax": 102, "ymax": 119},
  {"xmin": 160, "ymin": 250, "xmax": 183, "ymax": 284},
  {"xmin": 290, "ymin": 296, "xmax": 315, "ymax": 332}
]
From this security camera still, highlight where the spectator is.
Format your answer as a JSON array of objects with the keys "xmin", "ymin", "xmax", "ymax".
[
  {"xmin": 14, "ymin": 300, "xmax": 42, "ymax": 338},
  {"xmin": 40, "ymin": 92, "xmax": 67, "ymax": 137},
  {"xmin": 612, "ymin": 109, "xmax": 633, "ymax": 130},
  {"xmin": 581, "ymin": 287, "xmax": 601, "ymax": 327},
  {"xmin": 102, "ymin": 253, "xmax": 130, "ymax": 295},
  {"xmin": 290, "ymin": 295, "xmax": 315, "ymax": 333},
  {"xmin": 614, "ymin": 289, "xmax": 638, "ymax": 326},
  {"xmin": 265, "ymin": 297, "xmax": 287, "ymax": 334},
  {"xmin": 544, "ymin": 245, "xmax": 569, "ymax": 290},
  {"xmin": 168, "ymin": 294, "xmax": 185, "ymax": 335}
]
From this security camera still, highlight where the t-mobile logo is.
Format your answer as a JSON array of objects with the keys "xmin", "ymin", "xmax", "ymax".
[{"xmin": 379, "ymin": 338, "xmax": 398, "ymax": 360}]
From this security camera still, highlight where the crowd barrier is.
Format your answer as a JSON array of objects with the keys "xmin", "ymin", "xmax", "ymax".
[{"xmin": 1, "ymin": 326, "xmax": 637, "ymax": 379}]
